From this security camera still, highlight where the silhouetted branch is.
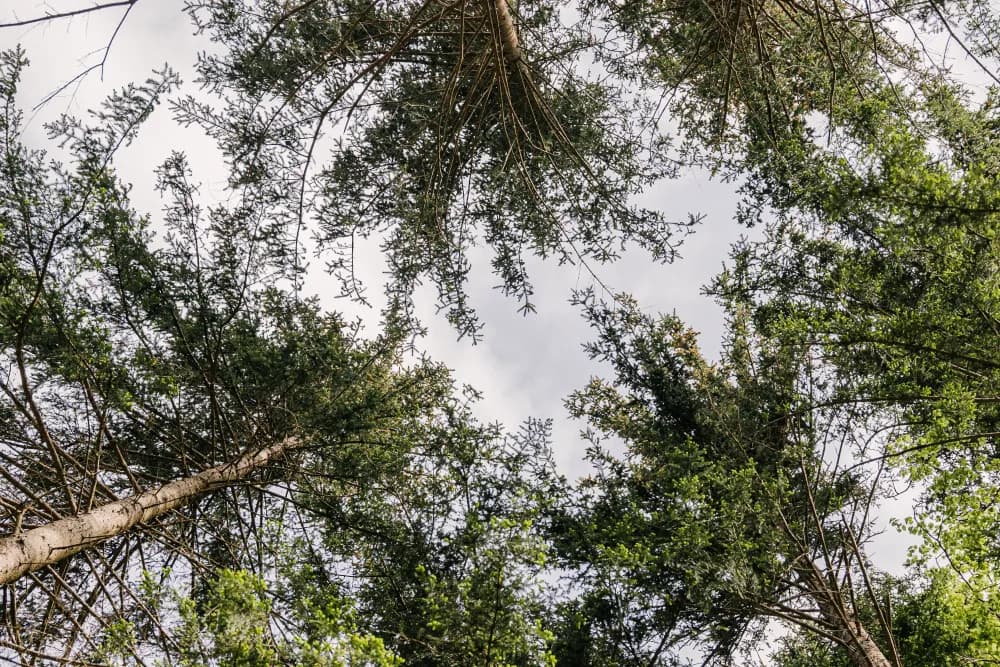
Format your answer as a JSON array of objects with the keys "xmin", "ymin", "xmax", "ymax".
[{"xmin": 0, "ymin": 1, "xmax": 136, "ymax": 29}]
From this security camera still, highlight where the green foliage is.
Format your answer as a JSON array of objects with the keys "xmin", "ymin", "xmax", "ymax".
[
  {"xmin": 549, "ymin": 293, "xmax": 876, "ymax": 664},
  {"xmin": 4, "ymin": 1, "xmax": 1000, "ymax": 664},
  {"xmin": 713, "ymin": 76, "xmax": 1000, "ymax": 577},
  {"xmin": 179, "ymin": 0, "xmax": 688, "ymax": 339},
  {"xmin": 296, "ymin": 417, "xmax": 562, "ymax": 667},
  {"xmin": 591, "ymin": 0, "xmax": 876, "ymax": 143},
  {"xmin": 93, "ymin": 618, "xmax": 138, "ymax": 667},
  {"xmin": 96, "ymin": 569, "xmax": 403, "ymax": 667},
  {"xmin": 773, "ymin": 569, "xmax": 1000, "ymax": 667},
  {"xmin": 0, "ymin": 49, "xmax": 558, "ymax": 665}
]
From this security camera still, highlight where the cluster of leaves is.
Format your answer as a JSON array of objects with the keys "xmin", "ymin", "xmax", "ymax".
[
  {"xmin": 94, "ymin": 568, "xmax": 403, "ymax": 666},
  {"xmin": 586, "ymin": 0, "xmax": 897, "ymax": 147},
  {"xmin": 713, "ymin": 76, "xmax": 1000, "ymax": 581},
  {"xmin": 545, "ymin": 294, "xmax": 888, "ymax": 665}
]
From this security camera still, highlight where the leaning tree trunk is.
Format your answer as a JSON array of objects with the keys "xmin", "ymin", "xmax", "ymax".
[
  {"xmin": 827, "ymin": 608, "xmax": 895, "ymax": 667},
  {"xmin": 0, "ymin": 436, "xmax": 298, "ymax": 585},
  {"xmin": 804, "ymin": 569, "xmax": 896, "ymax": 667}
]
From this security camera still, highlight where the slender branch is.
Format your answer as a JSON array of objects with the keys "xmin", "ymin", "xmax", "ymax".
[
  {"xmin": 0, "ymin": 1, "xmax": 136, "ymax": 29},
  {"xmin": 27, "ymin": 0, "xmax": 141, "ymax": 110},
  {"xmin": 843, "ymin": 431, "xmax": 1000, "ymax": 475}
]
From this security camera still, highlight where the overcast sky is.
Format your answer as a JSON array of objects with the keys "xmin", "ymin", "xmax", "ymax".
[
  {"xmin": 1, "ymin": 0, "xmax": 919, "ymax": 574},
  {"xmin": 2, "ymin": 0, "xmax": 752, "ymax": 467}
]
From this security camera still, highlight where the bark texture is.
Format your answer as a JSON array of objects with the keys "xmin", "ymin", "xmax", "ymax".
[
  {"xmin": 488, "ymin": 0, "xmax": 536, "ymax": 85},
  {"xmin": 805, "ymin": 570, "xmax": 896, "ymax": 667},
  {"xmin": 491, "ymin": 0, "xmax": 523, "ymax": 64},
  {"xmin": 830, "ymin": 612, "xmax": 895, "ymax": 667},
  {"xmin": 0, "ymin": 437, "xmax": 297, "ymax": 585}
]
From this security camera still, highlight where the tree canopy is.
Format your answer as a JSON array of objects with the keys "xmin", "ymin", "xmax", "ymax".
[{"xmin": 2, "ymin": 1, "xmax": 1000, "ymax": 665}]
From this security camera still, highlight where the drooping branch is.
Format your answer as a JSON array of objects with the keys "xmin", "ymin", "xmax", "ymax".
[{"xmin": 0, "ymin": 436, "xmax": 298, "ymax": 585}]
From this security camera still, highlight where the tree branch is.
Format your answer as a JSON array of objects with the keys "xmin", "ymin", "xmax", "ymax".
[{"xmin": 0, "ymin": 1, "xmax": 136, "ymax": 29}]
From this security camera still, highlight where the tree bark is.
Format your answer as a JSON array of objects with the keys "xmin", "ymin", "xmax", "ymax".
[
  {"xmin": 0, "ymin": 437, "xmax": 297, "ymax": 585},
  {"xmin": 830, "ymin": 612, "xmax": 895, "ymax": 667},
  {"xmin": 491, "ymin": 0, "xmax": 523, "ymax": 64},
  {"xmin": 804, "ymin": 570, "xmax": 895, "ymax": 667}
]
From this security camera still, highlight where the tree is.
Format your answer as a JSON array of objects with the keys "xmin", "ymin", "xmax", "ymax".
[
  {"xmin": 92, "ymin": 568, "xmax": 405, "ymax": 666},
  {"xmin": 177, "ymin": 0, "xmax": 689, "ymax": 340},
  {"xmin": 549, "ymin": 295, "xmax": 899, "ymax": 667},
  {"xmin": 4, "ymin": 1, "xmax": 1000, "ymax": 664},
  {"xmin": 0, "ymin": 49, "xmax": 558, "ymax": 664},
  {"xmin": 773, "ymin": 568, "xmax": 1000, "ymax": 667},
  {"xmin": 712, "ymin": 77, "xmax": 1000, "ymax": 586},
  {"xmin": 588, "ymin": 0, "xmax": 1000, "ymax": 157},
  {"xmin": 581, "ymin": 2, "xmax": 1000, "ymax": 660}
]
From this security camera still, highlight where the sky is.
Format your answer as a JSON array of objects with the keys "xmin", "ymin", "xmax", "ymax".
[
  {"xmin": 1, "ymin": 0, "xmax": 751, "ymax": 473},
  {"xmin": 0, "ymin": 0, "xmax": 919, "ymax": 578}
]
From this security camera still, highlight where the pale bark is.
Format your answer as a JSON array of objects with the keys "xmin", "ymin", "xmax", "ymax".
[
  {"xmin": 805, "ymin": 570, "xmax": 895, "ymax": 667},
  {"xmin": 488, "ymin": 0, "xmax": 535, "ymax": 83},
  {"xmin": 491, "ymin": 0, "xmax": 523, "ymax": 64},
  {"xmin": 0, "ymin": 437, "xmax": 297, "ymax": 585},
  {"xmin": 829, "ymin": 610, "xmax": 895, "ymax": 667}
]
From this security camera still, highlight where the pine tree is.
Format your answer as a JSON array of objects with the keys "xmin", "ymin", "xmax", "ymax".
[
  {"xmin": 0, "ymin": 50, "xmax": 558, "ymax": 663},
  {"xmin": 549, "ymin": 295, "xmax": 898, "ymax": 666}
]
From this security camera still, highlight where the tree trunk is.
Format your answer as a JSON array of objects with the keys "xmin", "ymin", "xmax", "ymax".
[
  {"xmin": 491, "ymin": 0, "xmax": 524, "ymax": 65},
  {"xmin": 828, "ymin": 610, "xmax": 895, "ymax": 667},
  {"xmin": 805, "ymin": 570, "xmax": 896, "ymax": 667},
  {"xmin": 0, "ymin": 436, "xmax": 297, "ymax": 585}
]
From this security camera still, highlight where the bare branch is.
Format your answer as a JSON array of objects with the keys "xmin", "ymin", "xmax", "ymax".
[{"xmin": 0, "ymin": 1, "xmax": 137, "ymax": 29}]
